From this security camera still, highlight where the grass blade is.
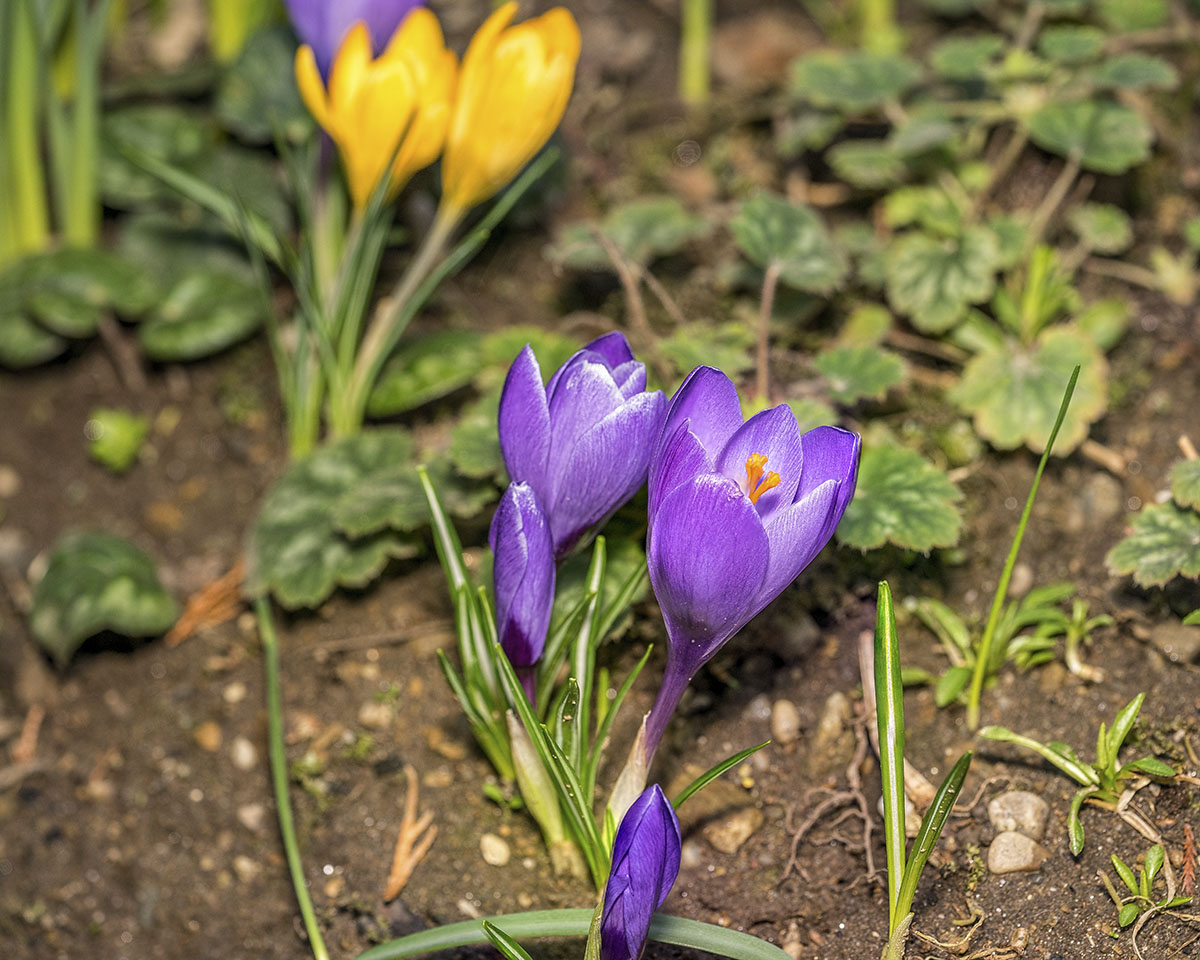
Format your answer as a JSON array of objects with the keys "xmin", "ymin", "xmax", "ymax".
[
  {"xmin": 874, "ymin": 581, "xmax": 906, "ymax": 932},
  {"xmin": 672, "ymin": 741, "xmax": 770, "ymax": 809}
]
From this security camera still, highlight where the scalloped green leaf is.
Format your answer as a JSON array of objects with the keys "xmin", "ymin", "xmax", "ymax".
[
  {"xmin": 30, "ymin": 531, "xmax": 178, "ymax": 665},
  {"xmin": 837, "ymin": 443, "xmax": 963, "ymax": 552},
  {"xmin": 0, "ymin": 309, "xmax": 66, "ymax": 367},
  {"xmin": 883, "ymin": 185, "xmax": 963, "ymax": 235},
  {"xmin": 137, "ymin": 270, "xmax": 263, "ymax": 361},
  {"xmin": 449, "ymin": 391, "xmax": 507, "ymax": 482},
  {"xmin": 246, "ymin": 431, "xmax": 422, "ymax": 609},
  {"xmin": 775, "ymin": 111, "xmax": 843, "ymax": 158},
  {"xmin": 1097, "ymin": 0, "xmax": 1167, "ymax": 31},
  {"xmin": 1075, "ymin": 298, "xmax": 1130, "ymax": 351},
  {"xmin": 20, "ymin": 249, "xmax": 156, "ymax": 336},
  {"xmin": 889, "ymin": 109, "xmax": 958, "ymax": 155},
  {"xmin": 930, "ymin": 35, "xmax": 1005, "ymax": 80},
  {"xmin": 215, "ymin": 24, "xmax": 312, "ymax": 144},
  {"xmin": 828, "ymin": 140, "xmax": 907, "ymax": 188},
  {"xmin": 1037, "ymin": 25, "xmax": 1105, "ymax": 64},
  {"xmin": 548, "ymin": 197, "xmax": 710, "ymax": 269},
  {"xmin": 731, "ymin": 192, "xmax": 846, "ymax": 293},
  {"xmin": 790, "ymin": 51, "xmax": 922, "ymax": 113},
  {"xmin": 885, "ymin": 226, "xmax": 1001, "ymax": 333},
  {"xmin": 814, "ymin": 345, "xmax": 906, "ymax": 404},
  {"xmin": 787, "ymin": 398, "xmax": 838, "ymax": 433},
  {"xmin": 1170, "ymin": 460, "xmax": 1200, "ymax": 510},
  {"xmin": 835, "ymin": 223, "xmax": 888, "ymax": 289},
  {"xmin": 1067, "ymin": 203, "xmax": 1133, "ymax": 255},
  {"xmin": 1085, "ymin": 53, "xmax": 1179, "ymax": 92},
  {"xmin": 100, "ymin": 104, "xmax": 211, "ymax": 209},
  {"xmin": 659, "ymin": 320, "xmax": 755, "ymax": 382},
  {"xmin": 368, "ymin": 330, "xmax": 486, "ymax": 417},
  {"xmin": 1106, "ymin": 502, "xmax": 1200, "ymax": 587},
  {"xmin": 953, "ymin": 326, "xmax": 1106, "ymax": 452},
  {"xmin": 1027, "ymin": 101, "xmax": 1152, "ymax": 175}
]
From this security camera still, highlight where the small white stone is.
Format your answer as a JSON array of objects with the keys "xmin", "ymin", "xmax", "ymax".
[
  {"xmin": 230, "ymin": 736, "xmax": 258, "ymax": 771},
  {"xmin": 988, "ymin": 791, "xmax": 1049, "ymax": 841},
  {"xmin": 237, "ymin": 803, "xmax": 266, "ymax": 832},
  {"xmin": 223, "ymin": 681, "xmax": 247, "ymax": 705},
  {"xmin": 480, "ymin": 833, "xmax": 511, "ymax": 866},
  {"xmin": 987, "ymin": 831, "xmax": 1048, "ymax": 874},
  {"xmin": 233, "ymin": 855, "xmax": 262, "ymax": 883},
  {"xmin": 358, "ymin": 700, "xmax": 393, "ymax": 729},
  {"xmin": 770, "ymin": 699, "xmax": 801, "ymax": 744}
]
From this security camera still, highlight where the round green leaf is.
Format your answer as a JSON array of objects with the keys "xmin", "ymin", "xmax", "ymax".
[
  {"xmin": 1170, "ymin": 459, "xmax": 1200, "ymax": 510},
  {"xmin": 775, "ymin": 111, "xmax": 843, "ymax": 158},
  {"xmin": 814, "ymin": 345, "xmax": 907, "ymax": 404},
  {"xmin": 0, "ymin": 308, "xmax": 67, "ymax": 367},
  {"xmin": 1106, "ymin": 502, "xmax": 1200, "ymax": 587},
  {"xmin": 787, "ymin": 398, "xmax": 838, "ymax": 433},
  {"xmin": 660, "ymin": 321, "xmax": 756, "ymax": 382},
  {"xmin": 1097, "ymin": 0, "xmax": 1167, "ymax": 30},
  {"xmin": 1036, "ymin": 25, "xmax": 1106, "ymax": 64},
  {"xmin": 930, "ymin": 35, "xmax": 1005, "ymax": 80},
  {"xmin": 953, "ymin": 326, "xmax": 1106, "ymax": 452},
  {"xmin": 790, "ymin": 51, "xmax": 922, "ymax": 113},
  {"xmin": 1067, "ymin": 203, "xmax": 1133, "ymax": 255},
  {"xmin": 1027, "ymin": 100, "xmax": 1152, "ymax": 175},
  {"xmin": 30, "ymin": 531, "xmax": 178, "ymax": 665},
  {"xmin": 731, "ymin": 192, "xmax": 846, "ymax": 294},
  {"xmin": 836, "ymin": 443, "xmax": 964, "ymax": 552},
  {"xmin": 548, "ymin": 197, "xmax": 710, "ymax": 270},
  {"xmin": 449, "ymin": 391, "xmax": 506, "ymax": 482},
  {"xmin": 137, "ymin": 271, "xmax": 263, "ymax": 361},
  {"xmin": 885, "ymin": 227, "xmax": 1001, "ymax": 333},
  {"xmin": 216, "ymin": 25, "xmax": 312, "ymax": 143},
  {"xmin": 828, "ymin": 140, "xmax": 908, "ymax": 189},
  {"xmin": 368, "ymin": 331, "xmax": 487, "ymax": 417},
  {"xmin": 1085, "ymin": 53, "xmax": 1178, "ymax": 92},
  {"xmin": 246, "ymin": 430, "xmax": 421, "ymax": 609}
]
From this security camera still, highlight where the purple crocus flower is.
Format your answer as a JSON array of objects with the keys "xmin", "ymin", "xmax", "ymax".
[
  {"xmin": 498, "ymin": 332, "xmax": 667, "ymax": 560},
  {"xmin": 285, "ymin": 0, "xmax": 425, "ymax": 76},
  {"xmin": 644, "ymin": 366, "xmax": 861, "ymax": 756},
  {"xmin": 600, "ymin": 785, "xmax": 681, "ymax": 960},
  {"xmin": 490, "ymin": 482, "xmax": 556, "ymax": 700}
]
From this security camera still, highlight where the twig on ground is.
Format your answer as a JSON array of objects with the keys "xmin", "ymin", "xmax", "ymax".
[
  {"xmin": 1179, "ymin": 435, "xmax": 1198, "ymax": 462},
  {"xmin": 10, "ymin": 703, "xmax": 44, "ymax": 765},
  {"xmin": 1183, "ymin": 824, "xmax": 1196, "ymax": 898},
  {"xmin": 1081, "ymin": 440, "xmax": 1127, "ymax": 476},
  {"xmin": 383, "ymin": 764, "xmax": 438, "ymax": 902},
  {"xmin": 97, "ymin": 314, "xmax": 147, "ymax": 393},
  {"xmin": 165, "ymin": 559, "xmax": 246, "ymax": 647}
]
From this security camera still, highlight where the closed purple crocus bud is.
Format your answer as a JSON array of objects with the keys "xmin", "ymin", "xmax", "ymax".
[
  {"xmin": 490, "ymin": 482, "xmax": 555, "ymax": 700},
  {"xmin": 644, "ymin": 366, "xmax": 861, "ymax": 757},
  {"xmin": 600, "ymin": 785, "xmax": 681, "ymax": 960},
  {"xmin": 285, "ymin": 0, "xmax": 426, "ymax": 76},
  {"xmin": 498, "ymin": 332, "xmax": 667, "ymax": 560}
]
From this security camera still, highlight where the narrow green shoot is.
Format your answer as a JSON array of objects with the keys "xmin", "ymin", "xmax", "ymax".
[
  {"xmin": 966, "ymin": 365, "xmax": 1080, "ymax": 729},
  {"xmin": 679, "ymin": 0, "xmax": 712, "ymax": 106},
  {"xmin": 672, "ymin": 741, "xmax": 770, "ymax": 809}
]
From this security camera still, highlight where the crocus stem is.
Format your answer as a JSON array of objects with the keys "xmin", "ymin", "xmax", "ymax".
[
  {"xmin": 679, "ymin": 0, "xmax": 712, "ymax": 107},
  {"xmin": 256, "ymin": 599, "xmax": 331, "ymax": 960},
  {"xmin": 5, "ymin": 0, "xmax": 50, "ymax": 256},
  {"xmin": 642, "ymin": 655, "xmax": 696, "ymax": 762},
  {"xmin": 516, "ymin": 665, "xmax": 537, "ymax": 704}
]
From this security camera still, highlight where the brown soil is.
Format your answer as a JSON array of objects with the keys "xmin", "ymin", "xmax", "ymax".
[{"xmin": 3, "ymin": 2, "xmax": 1200, "ymax": 960}]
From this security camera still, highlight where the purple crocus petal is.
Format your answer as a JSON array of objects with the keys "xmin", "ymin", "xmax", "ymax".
[
  {"xmin": 797, "ymin": 426, "xmax": 862, "ymax": 517},
  {"xmin": 546, "ymin": 359, "xmax": 626, "ymax": 494},
  {"xmin": 498, "ymin": 345, "xmax": 552, "ymax": 495},
  {"xmin": 648, "ymin": 421, "xmax": 713, "ymax": 518},
  {"xmin": 545, "ymin": 331, "xmax": 635, "ymax": 400},
  {"xmin": 489, "ymin": 483, "xmax": 555, "ymax": 669},
  {"xmin": 648, "ymin": 474, "xmax": 768, "ymax": 656},
  {"xmin": 715, "ymin": 404, "xmax": 804, "ymax": 519},
  {"xmin": 546, "ymin": 391, "xmax": 667, "ymax": 557},
  {"xmin": 600, "ymin": 785, "xmax": 681, "ymax": 960},
  {"xmin": 753, "ymin": 479, "xmax": 841, "ymax": 612},
  {"xmin": 286, "ymin": 0, "xmax": 424, "ymax": 76},
  {"xmin": 659, "ymin": 366, "xmax": 744, "ymax": 459},
  {"xmin": 611, "ymin": 361, "xmax": 646, "ymax": 399}
]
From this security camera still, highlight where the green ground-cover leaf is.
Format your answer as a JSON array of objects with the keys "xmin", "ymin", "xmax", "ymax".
[
  {"xmin": 549, "ymin": 197, "xmax": 710, "ymax": 270},
  {"xmin": 368, "ymin": 331, "xmax": 488, "ymax": 417},
  {"xmin": 0, "ymin": 310, "xmax": 66, "ymax": 367},
  {"xmin": 1037, "ymin": 25, "xmax": 1106, "ymax": 64},
  {"xmin": 884, "ymin": 185, "xmax": 964, "ymax": 236},
  {"xmin": 1096, "ymin": 0, "xmax": 1168, "ymax": 31},
  {"xmin": 100, "ymin": 104, "xmax": 212, "ymax": 208},
  {"xmin": 885, "ymin": 227, "xmax": 1001, "ymax": 333},
  {"xmin": 953, "ymin": 326, "xmax": 1105, "ymax": 452},
  {"xmin": 814, "ymin": 345, "xmax": 906, "ymax": 404},
  {"xmin": 929, "ymin": 34, "xmax": 1005, "ymax": 80},
  {"xmin": 828, "ymin": 140, "xmax": 908, "ymax": 189},
  {"xmin": 1170, "ymin": 460, "xmax": 1200, "ymax": 510},
  {"xmin": 787, "ymin": 398, "xmax": 838, "ymax": 433},
  {"xmin": 30, "ymin": 531, "xmax": 178, "ymax": 665},
  {"xmin": 216, "ymin": 24, "xmax": 312, "ymax": 143},
  {"xmin": 1085, "ymin": 53, "xmax": 1178, "ymax": 92},
  {"xmin": 790, "ymin": 50, "xmax": 922, "ymax": 113},
  {"xmin": 88, "ymin": 409, "xmax": 150, "ymax": 474},
  {"xmin": 137, "ymin": 270, "xmax": 263, "ymax": 361},
  {"xmin": 1027, "ymin": 101, "xmax": 1152, "ymax": 175},
  {"xmin": 775, "ymin": 111, "xmax": 843, "ymax": 158},
  {"xmin": 732, "ymin": 193, "xmax": 846, "ymax": 294},
  {"xmin": 1075, "ymin": 298, "xmax": 1129, "ymax": 351},
  {"xmin": 20, "ymin": 249, "xmax": 156, "ymax": 335},
  {"xmin": 1106, "ymin": 502, "xmax": 1200, "ymax": 587},
  {"xmin": 1068, "ymin": 203, "xmax": 1133, "ymax": 255},
  {"xmin": 837, "ymin": 443, "xmax": 963, "ymax": 551},
  {"xmin": 888, "ymin": 109, "xmax": 958, "ymax": 156},
  {"xmin": 987, "ymin": 214, "xmax": 1028, "ymax": 270},
  {"xmin": 247, "ymin": 431, "xmax": 422, "ymax": 609},
  {"xmin": 449, "ymin": 391, "xmax": 507, "ymax": 482},
  {"xmin": 837, "ymin": 304, "xmax": 892, "ymax": 346},
  {"xmin": 835, "ymin": 224, "xmax": 887, "ymax": 289},
  {"xmin": 659, "ymin": 321, "xmax": 755, "ymax": 382}
]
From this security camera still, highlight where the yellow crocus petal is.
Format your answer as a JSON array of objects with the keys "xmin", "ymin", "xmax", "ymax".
[
  {"xmin": 327, "ymin": 23, "xmax": 373, "ymax": 123},
  {"xmin": 440, "ymin": 4, "xmax": 580, "ymax": 216},
  {"xmin": 294, "ymin": 44, "xmax": 333, "ymax": 133}
]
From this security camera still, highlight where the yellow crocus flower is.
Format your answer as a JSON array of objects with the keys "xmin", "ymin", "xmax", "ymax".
[
  {"xmin": 439, "ymin": 2, "xmax": 580, "ymax": 217},
  {"xmin": 295, "ymin": 9, "xmax": 457, "ymax": 210}
]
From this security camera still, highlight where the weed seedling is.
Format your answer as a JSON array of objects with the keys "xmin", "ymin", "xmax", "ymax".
[
  {"xmin": 1100, "ymin": 843, "xmax": 1191, "ymax": 931},
  {"xmin": 982, "ymin": 693, "xmax": 1176, "ymax": 854}
]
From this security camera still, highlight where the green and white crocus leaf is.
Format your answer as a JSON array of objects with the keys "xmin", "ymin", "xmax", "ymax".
[
  {"xmin": 1170, "ymin": 460, "xmax": 1200, "ymax": 510},
  {"xmin": 20, "ymin": 249, "xmax": 157, "ymax": 336},
  {"xmin": 731, "ymin": 192, "xmax": 846, "ymax": 294},
  {"xmin": 246, "ymin": 430, "xmax": 422, "ymax": 609},
  {"xmin": 953, "ymin": 326, "xmax": 1106, "ymax": 453},
  {"xmin": 100, "ymin": 105, "xmax": 211, "ymax": 209},
  {"xmin": 1036, "ymin": 25, "xmax": 1106, "ymax": 65},
  {"xmin": 814, "ymin": 345, "xmax": 906, "ymax": 405},
  {"xmin": 1027, "ymin": 101, "xmax": 1153, "ymax": 175},
  {"xmin": 929, "ymin": 34, "xmax": 1005, "ymax": 81},
  {"xmin": 1068, "ymin": 203, "xmax": 1134, "ymax": 256},
  {"xmin": 660, "ymin": 321, "xmax": 756, "ymax": 382},
  {"xmin": 1085, "ymin": 53, "xmax": 1179, "ymax": 93},
  {"xmin": 332, "ymin": 459, "xmax": 494, "ymax": 538},
  {"xmin": 885, "ymin": 227, "xmax": 1001, "ymax": 333},
  {"xmin": 837, "ymin": 443, "xmax": 963, "ymax": 552},
  {"xmin": 548, "ymin": 196, "xmax": 711, "ymax": 270},
  {"xmin": 790, "ymin": 50, "xmax": 922, "ymax": 113},
  {"xmin": 1106, "ymin": 503, "xmax": 1200, "ymax": 587},
  {"xmin": 215, "ymin": 24, "xmax": 312, "ymax": 144},
  {"xmin": 369, "ymin": 330, "xmax": 488, "ymax": 417},
  {"xmin": 0, "ymin": 309, "xmax": 67, "ymax": 367},
  {"xmin": 30, "ymin": 531, "xmax": 179, "ymax": 665},
  {"xmin": 827, "ymin": 140, "xmax": 908, "ymax": 189},
  {"xmin": 137, "ymin": 270, "xmax": 263, "ymax": 361}
]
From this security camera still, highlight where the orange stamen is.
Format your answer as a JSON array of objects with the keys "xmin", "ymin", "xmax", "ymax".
[{"xmin": 745, "ymin": 453, "xmax": 781, "ymax": 504}]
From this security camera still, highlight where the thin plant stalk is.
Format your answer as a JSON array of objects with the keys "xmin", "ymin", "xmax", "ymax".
[
  {"xmin": 679, "ymin": 0, "xmax": 712, "ymax": 107},
  {"xmin": 256, "ymin": 599, "xmax": 331, "ymax": 960},
  {"xmin": 61, "ymin": 0, "xmax": 108, "ymax": 248},
  {"xmin": 1026, "ymin": 153, "xmax": 1081, "ymax": 252},
  {"xmin": 4, "ymin": 0, "xmax": 51, "ymax": 257},
  {"xmin": 756, "ymin": 263, "xmax": 780, "ymax": 402},
  {"xmin": 859, "ymin": 0, "xmax": 903, "ymax": 54},
  {"xmin": 965, "ymin": 365, "xmax": 1080, "ymax": 729},
  {"xmin": 874, "ymin": 581, "xmax": 905, "ymax": 935}
]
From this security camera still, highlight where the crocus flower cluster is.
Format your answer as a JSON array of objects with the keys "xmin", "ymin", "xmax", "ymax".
[
  {"xmin": 491, "ymin": 333, "xmax": 665, "ymax": 684},
  {"xmin": 599, "ymin": 785, "xmax": 681, "ymax": 960},
  {"xmin": 288, "ymin": 0, "xmax": 580, "ymax": 213}
]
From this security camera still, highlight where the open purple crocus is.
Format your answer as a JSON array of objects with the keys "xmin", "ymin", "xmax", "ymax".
[
  {"xmin": 490, "ymin": 482, "xmax": 555, "ymax": 700},
  {"xmin": 644, "ymin": 366, "xmax": 860, "ymax": 756},
  {"xmin": 284, "ymin": 0, "xmax": 425, "ymax": 76},
  {"xmin": 600, "ymin": 784, "xmax": 681, "ymax": 960},
  {"xmin": 498, "ymin": 333, "xmax": 666, "ymax": 560}
]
